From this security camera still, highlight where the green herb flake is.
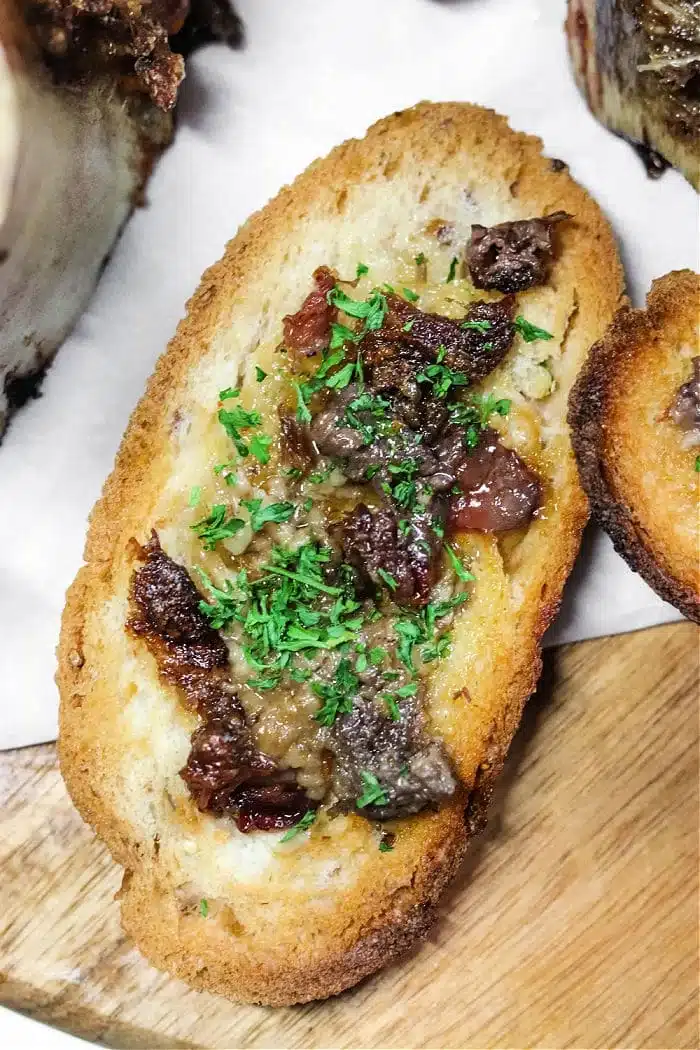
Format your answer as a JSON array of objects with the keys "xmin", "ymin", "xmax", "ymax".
[
  {"xmin": 421, "ymin": 633, "xmax": 452, "ymax": 663},
  {"xmin": 242, "ymin": 498, "xmax": 295, "ymax": 533},
  {"xmin": 294, "ymin": 381, "xmax": 312, "ymax": 424},
  {"xmin": 695, "ymin": 455, "xmax": 700, "ymax": 473},
  {"xmin": 460, "ymin": 318, "xmax": 492, "ymax": 333},
  {"xmin": 191, "ymin": 505, "xmax": 246, "ymax": 551},
  {"xmin": 402, "ymin": 319, "xmax": 416, "ymax": 333},
  {"xmin": 250, "ymin": 432, "xmax": 272, "ymax": 465},
  {"xmin": 414, "ymin": 252, "xmax": 426, "ymax": 266},
  {"xmin": 302, "ymin": 497, "xmax": 313, "ymax": 512},
  {"xmin": 402, "ymin": 287, "xmax": 419, "ymax": 303},
  {"xmin": 445, "ymin": 544, "xmax": 475, "ymax": 582},
  {"xmin": 188, "ymin": 485, "xmax": 202, "ymax": 508},
  {"xmin": 219, "ymin": 387, "xmax": 240, "ymax": 401},
  {"xmin": 514, "ymin": 316, "xmax": 554, "ymax": 342},
  {"xmin": 356, "ymin": 262, "xmax": 369, "ymax": 279},
  {"xmin": 377, "ymin": 567, "xmax": 398, "ymax": 591},
  {"xmin": 369, "ymin": 646, "xmax": 386, "ymax": 666},
  {"xmin": 255, "ymin": 366, "xmax": 268, "ymax": 383},
  {"xmin": 384, "ymin": 693, "xmax": 401, "ymax": 721},
  {"xmin": 280, "ymin": 810, "xmax": 317, "ymax": 842},
  {"xmin": 356, "ymin": 771, "xmax": 389, "ymax": 809},
  {"xmin": 199, "ymin": 898, "xmax": 209, "ymax": 918},
  {"xmin": 446, "ymin": 256, "xmax": 459, "ymax": 283},
  {"xmin": 313, "ymin": 657, "xmax": 358, "ymax": 726},
  {"xmin": 379, "ymin": 837, "xmax": 395, "ymax": 853}
]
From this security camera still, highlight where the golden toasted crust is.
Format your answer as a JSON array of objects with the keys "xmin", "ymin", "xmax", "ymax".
[
  {"xmin": 569, "ymin": 270, "xmax": 700, "ymax": 623},
  {"xmin": 58, "ymin": 102, "xmax": 624, "ymax": 1005}
]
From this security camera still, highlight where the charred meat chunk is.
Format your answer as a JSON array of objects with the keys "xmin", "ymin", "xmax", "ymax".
[
  {"xmin": 342, "ymin": 503, "xmax": 443, "ymax": 607},
  {"xmin": 25, "ymin": 0, "xmax": 242, "ymax": 111},
  {"xmin": 448, "ymin": 429, "xmax": 542, "ymax": 532},
  {"xmin": 364, "ymin": 294, "xmax": 515, "ymax": 388},
  {"xmin": 282, "ymin": 266, "xmax": 337, "ymax": 358},
  {"xmin": 234, "ymin": 782, "xmax": 312, "ymax": 833},
  {"xmin": 330, "ymin": 684, "xmax": 456, "ymax": 820},
  {"xmin": 466, "ymin": 212, "xmax": 571, "ymax": 293},
  {"xmin": 668, "ymin": 357, "xmax": 700, "ymax": 442},
  {"xmin": 128, "ymin": 533, "xmax": 313, "ymax": 831},
  {"xmin": 279, "ymin": 410, "xmax": 315, "ymax": 472}
]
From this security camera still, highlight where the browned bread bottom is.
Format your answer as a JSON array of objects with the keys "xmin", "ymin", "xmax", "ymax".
[{"xmin": 569, "ymin": 270, "xmax": 700, "ymax": 623}]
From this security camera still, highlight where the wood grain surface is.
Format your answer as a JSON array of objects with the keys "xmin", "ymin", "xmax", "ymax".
[{"xmin": 1, "ymin": 622, "xmax": 698, "ymax": 1050}]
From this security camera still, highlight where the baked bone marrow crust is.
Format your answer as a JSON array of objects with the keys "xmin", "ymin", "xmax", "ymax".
[
  {"xmin": 58, "ymin": 102, "xmax": 624, "ymax": 1006},
  {"xmin": 565, "ymin": 0, "xmax": 700, "ymax": 190},
  {"xmin": 0, "ymin": 0, "xmax": 241, "ymax": 437},
  {"xmin": 569, "ymin": 270, "xmax": 700, "ymax": 623}
]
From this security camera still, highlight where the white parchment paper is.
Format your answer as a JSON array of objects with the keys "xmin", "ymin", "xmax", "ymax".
[{"xmin": 0, "ymin": 0, "xmax": 695, "ymax": 750}]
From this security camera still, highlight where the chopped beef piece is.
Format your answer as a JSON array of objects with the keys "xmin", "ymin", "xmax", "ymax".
[
  {"xmin": 128, "ymin": 533, "xmax": 312, "ymax": 831},
  {"xmin": 330, "ymin": 685, "xmax": 456, "ymax": 820},
  {"xmin": 309, "ymin": 385, "xmax": 366, "ymax": 458},
  {"xmin": 466, "ymin": 212, "xmax": 571, "ymax": 293},
  {"xmin": 278, "ymin": 410, "xmax": 314, "ymax": 472},
  {"xmin": 234, "ymin": 782, "xmax": 312, "ymax": 833},
  {"xmin": 448, "ymin": 429, "xmax": 542, "ymax": 532},
  {"xmin": 364, "ymin": 294, "xmax": 515, "ymax": 386},
  {"xmin": 282, "ymin": 266, "xmax": 337, "ymax": 358},
  {"xmin": 342, "ymin": 504, "xmax": 442, "ymax": 607},
  {"xmin": 668, "ymin": 357, "xmax": 700, "ymax": 442},
  {"xmin": 181, "ymin": 718, "xmax": 275, "ymax": 812}
]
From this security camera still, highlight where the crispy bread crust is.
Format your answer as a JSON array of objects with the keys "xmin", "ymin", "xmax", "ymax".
[
  {"xmin": 569, "ymin": 271, "xmax": 700, "ymax": 623},
  {"xmin": 58, "ymin": 102, "xmax": 624, "ymax": 1004}
]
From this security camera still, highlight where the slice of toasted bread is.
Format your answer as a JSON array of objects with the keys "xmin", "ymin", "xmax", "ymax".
[
  {"xmin": 570, "ymin": 271, "xmax": 700, "ymax": 623},
  {"xmin": 57, "ymin": 102, "xmax": 624, "ymax": 1005}
]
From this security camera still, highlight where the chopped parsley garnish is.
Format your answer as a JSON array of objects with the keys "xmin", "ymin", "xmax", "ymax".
[
  {"xmin": 283, "ymin": 465, "xmax": 304, "ymax": 479},
  {"xmin": 460, "ymin": 318, "xmax": 492, "ymax": 333},
  {"xmin": 191, "ymin": 505, "xmax": 245, "ymax": 550},
  {"xmin": 695, "ymin": 454, "xmax": 700, "ymax": 472},
  {"xmin": 382, "ymin": 681, "xmax": 418, "ymax": 721},
  {"xmin": 313, "ymin": 657, "xmax": 358, "ymax": 725},
  {"xmin": 214, "ymin": 460, "xmax": 238, "ymax": 486},
  {"xmin": 188, "ymin": 485, "xmax": 202, "ymax": 508},
  {"xmin": 514, "ymin": 316, "xmax": 554, "ymax": 342},
  {"xmin": 249, "ymin": 432, "xmax": 272, "ymax": 465},
  {"xmin": 343, "ymin": 390, "xmax": 393, "ymax": 445},
  {"xmin": 255, "ymin": 366, "xmax": 267, "ymax": 383},
  {"xmin": 219, "ymin": 387, "xmax": 240, "ymax": 401},
  {"xmin": 395, "ymin": 593, "xmax": 468, "ymax": 669},
  {"xmin": 327, "ymin": 286, "xmax": 388, "ymax": 333},
  {"xmin": 309, "ymin": 464, "xmax": 335, "ymax": 484},
  {"xmin": 379, "ymin": 835, "xmax": 395, "ymax": 853},
  {"xmin": 218, "ymin": 403, "xmax": 263, "ymax": 458},
  {"xmin": 402, "ymin": 287, "xmax": 419, "ymax": 302},
  {"xmin": 199, "ymin": 898, "xmax": 208, "ymax": 918},
  {"xmin": 356, "ymin": 262, "xmax": 369, "ymax": 278},
  {"xmin": 385, "ymin": 458, "xmax": 420, "ymax": 510},
  {"xmin": 421, "ymin": 633, "xmax": 452, "ymax": 663},
  {"xmin": 302, "ymin": 496, "xmax": 313, "ymax": 512},
  {"xmin": 417, "ymin": 344, "xmax": 468, "ymax": 399},
  {"xmin": 280, "ymin": 810, "xmax": 317, "ymax": 842},
  {"xmin": 414, "ymin": 252, "xmax": 426, "ymax": 266},
  {"xmin": 294, "ymin": 381, "xmax": 312, "ymax": 424},
  {"xmin": 197, "ymin": 542, "xmax": 367, "ymax": 691},
  {"xmin": 241, "ymin": 498, "xmax": 295, "ymax": 532},
  {"xmin": 369, "ymin": 646, "xmax": 387, "ymax": 665},
  {"xmin": 329, "ymin": 322, "xmax": 361, "ymax": 351},
  {"xmin": 448, "ymin": 392, "xmax": 511, "ymax": 448},
  {"xmin": 402, "ymin": 319, "xmax": 416, "ymax": 333},
  {"xmin": 446, "ymin": 256, "xmax": 459, "ymax": 283},
  {"xmin": 445, "ymin": 544, "xmax": 475, "ymax": 582},
  {"xmin": 356, "ymin": 771, "xmax": 389, "ymax": 809},
  {"xmin": 377, "ymin": 567, "xmax": 398, "ymax": 591}
]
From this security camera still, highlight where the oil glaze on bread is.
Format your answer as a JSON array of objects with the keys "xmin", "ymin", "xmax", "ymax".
[{"xmin": 58, "ymin": 102, "xmax": 624, "ymax": 1005}]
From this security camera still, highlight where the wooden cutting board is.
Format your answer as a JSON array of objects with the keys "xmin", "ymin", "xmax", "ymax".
[{"xmin": 1, "ymin": 622, "xmax": 697, "ymax": 1049}]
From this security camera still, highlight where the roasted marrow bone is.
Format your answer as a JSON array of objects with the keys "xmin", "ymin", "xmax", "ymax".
[{"xmin": 566, "ymin": 0, "xmax": 700, "ymax": 189}]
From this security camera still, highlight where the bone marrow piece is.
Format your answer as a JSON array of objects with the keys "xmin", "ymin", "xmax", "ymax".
[
  {"xmin": 565, "ymin": 0, "xmax": 700, "ymax": 190},
  {"xmin": 0, "ymin": 0, "xmax": 240, "ymax": 437}
]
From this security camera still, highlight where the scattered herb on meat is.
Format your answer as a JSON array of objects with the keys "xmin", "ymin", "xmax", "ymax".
[
  {"xmin": 255, "ymin": 366, "xmax": 267, "ymax": 383},
  {"xmin": 417, "ymin": 344, "xmax": 468, "ymax": 399},
  {"xmin": 402, "ymin": 287, "xmax": 420, "ymax": 302},
  {"xmin": 313, "ymin": 657, "xmax": 358, "ymax": 725},
  {"xmin": 446, "ymin": 256, "xmax": 459, "ymax": 282},
  {"xmin": 356, "ymin": 771, "xmax": 389, "ymax": 808},
  {"xmin": 241, "ymin": 498, "xmax": 295, "ymax": 532}
]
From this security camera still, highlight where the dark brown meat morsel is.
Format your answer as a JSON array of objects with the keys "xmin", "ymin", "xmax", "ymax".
[
  {"xmin": 330, "ymin": 688, "xmax": 456, "ymax": 820},
  {"xmin": 466, "ymin": 212, "xmax": 571, "ymax": 293},
  {"xmin": 364, "ymin": 294, "xmax": 516, "ymax": 387},
  {"xmin": 278, "ymin": 410, "xmax": 314, "ymax": 472},
  {"xmin": 282, "ymin": 266, "xmax": 337, "ymax": 358},
  {"xmin": 668, "ymin": 357, "xmax": 700, "ymax": 437},
  {"xmin": 128, "ymin": 533, "xmax": 311, "ymax": 831},
  {"xmin": 341, "ymin": 504, "xmax": 442, "ymax": 607},
  {"xmin": 448, "ymin": 429, "xmax": 542, "ymax": 532},
  {"xmin": 234, "ymin": 783, "xmax": 313, "ymax": 832}
]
